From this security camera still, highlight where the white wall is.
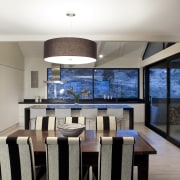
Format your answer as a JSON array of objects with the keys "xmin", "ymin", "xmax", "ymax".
[
  {"xmin": 24, "ymin": 57, "xmax": 50, "ymax": 99},
  {"xmin": 0, "ymin": 42, "xmax": 24, "ymax": 131}
]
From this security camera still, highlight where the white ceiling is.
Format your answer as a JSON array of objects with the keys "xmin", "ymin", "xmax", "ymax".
[
  {"xmin": 1, "ymin": 0, "xmax": 180, "ymax": 42},
  {"xmin": 1, "ymin": 0, "xmax": 180, "ymax": 61}
]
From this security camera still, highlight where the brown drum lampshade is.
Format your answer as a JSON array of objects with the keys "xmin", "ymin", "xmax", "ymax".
[{"xmin": 44, "ymin": 37, "xmax": 97, "ymax": 64}]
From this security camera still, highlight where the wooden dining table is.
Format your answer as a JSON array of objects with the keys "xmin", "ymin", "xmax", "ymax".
[{"xmin": 9, "ymin": 129, "xmax": 157, "ymax": 180}]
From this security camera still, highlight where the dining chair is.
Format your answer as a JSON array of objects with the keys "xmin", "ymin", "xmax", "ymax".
[
  {"xmin": 96, "ymin": 116, "xmax": 117, "ymax": 130},
  {"xmin": 89, "ymin": 116, "xmax": 117, "ymax": 179},
  {"xmin": 107, "ymin": 108, "xmax": 123, "ymax": 129},
  {"xmin": 80, "ymin": 108, "xmax": 98, "ymax": 130},
  {"xmin": 34, "ymin": 116, "xmax": 56, "ymax": 179},
  {"xmin": 98, "ymin": 136, "xmax": 135, "ymax": 180},
  {"xmin": 0, "ymin": 136, "xmax": 36, "ymax": 180},
  {"xmin": 55, "ymin": 108, "xmax": 71, "ymax": 127},
  {"xmin": 45, "ymin": 137, "xmax": 82, "ymax": 180},
  {"xmin": 35, "ymin": 116, "xmax": 56, "ymax": 130},
  {"xmin": 65, "ymin": 116, "xmax": 86, "ymax": 125},
  {"xmin": 30, "ymin": 108, "xmax": 46, "ymax": 129}
]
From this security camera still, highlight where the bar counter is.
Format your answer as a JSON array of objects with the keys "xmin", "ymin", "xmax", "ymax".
[{"xmin": 24, "ymin": 104, "xmax": 134, "ymax": 130}]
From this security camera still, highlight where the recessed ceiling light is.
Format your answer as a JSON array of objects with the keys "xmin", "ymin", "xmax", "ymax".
[
  {"xmin": 66, "ymin": 11, "xmax": 76, "ymax": 17},
  {"xmin": 99, "ymin": 54, "xmax": 104, "ymax": 59}
]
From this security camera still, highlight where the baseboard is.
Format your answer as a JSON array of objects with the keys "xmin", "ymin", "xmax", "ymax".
[{"xmin": 0, "ymin": 123, "xmax": 21, "ymax": 135}]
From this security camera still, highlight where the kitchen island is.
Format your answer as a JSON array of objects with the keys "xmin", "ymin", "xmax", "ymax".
[{"xmin": 24, "ymin": 104, "xmax": 134, "ymax": 130}]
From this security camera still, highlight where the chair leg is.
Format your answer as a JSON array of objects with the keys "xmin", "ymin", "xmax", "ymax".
[
  {"xmin": 36, "ymin": 166, "xmax": 46, "ymax": 180},
  {"xmin": 82, "ymin": 166, "xmax": 90, "ymax": 180},
  {"xmin": 92, "ymin": 166, "xmax": 98, "ymax": 180}
]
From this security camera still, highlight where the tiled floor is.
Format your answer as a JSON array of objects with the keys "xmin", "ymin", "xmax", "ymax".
[{"xmin": 0, "ymin": 123, "xmax": 180, "ymax": 180}]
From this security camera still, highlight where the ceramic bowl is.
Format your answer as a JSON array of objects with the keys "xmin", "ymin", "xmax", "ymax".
[{"xmin": 58, "ymin": 123, "xmax": 85, "ymax": 137}]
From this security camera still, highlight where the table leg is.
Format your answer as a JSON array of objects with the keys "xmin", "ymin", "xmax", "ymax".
[
  {"xmin": 134, "ymin": 155, "xmax": 149, "ymax": 180},
  {"xmin": 82, "ymin": 152, "xmax": 98, "ymax": 180}
]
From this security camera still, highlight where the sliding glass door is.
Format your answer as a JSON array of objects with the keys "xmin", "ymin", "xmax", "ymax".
[
  {"xmin": 169, "ymin": 58, "xmax": 180, "ymax": 143},
  {"xmin": 145, "ymin": 54, "xmax": 180, "ymax": 147},
  {"xmin": 149, "ymin": 62, "xmax": 167, "ymax": 134}
]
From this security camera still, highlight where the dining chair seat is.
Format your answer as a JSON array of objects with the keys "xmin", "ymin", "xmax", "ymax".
[
  {"xmin": 65, "ymin": 116, "xmax": 86, "ymax": 125},
  {"xmin": 0, "ymin": 136, "xmax": 36, "ymax": 180},
  {"xmin": 45, "ymin": 137, "xmax": 82, "ymax": 180},
  {"xmin": 98, "ymin": 136, "xmax": 135, "ymax": 180}
]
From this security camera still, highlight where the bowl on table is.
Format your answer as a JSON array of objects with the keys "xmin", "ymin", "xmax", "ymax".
[{"xmin": 58, "ymin": 123, "xmax": 85, "ymax": 137}]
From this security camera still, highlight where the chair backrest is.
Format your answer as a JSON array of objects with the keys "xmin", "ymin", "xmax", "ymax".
[
  {"xmin": 55, "ymin": 108, "xmax": 71, "ymax": 117},
  {"xmin": 107, "ymin": 108, "xmax": 123, "ymax": 120},
  {"xmin": 55, "ymin": 108, "xmax": 72, "ymax": 127},
  {"xmin": 0, "ymin": 136, "xmax": 36, "ymax": 180},
  {"xmin": 96, "ymin": 116, "xmax": 117, "ymax": 130},
  {"xmin": 98, "ymin": 136, "xmax": 135, "ymax": 180},
  {"xmin": 30, "ymin": 108, "xmax": 46, "ymax": 118},
  {"xmin": 35, "ymin": 116, "xmax": 56, "ymax": 130},
  {"xmin": 80, "ymin": 108, "xmax": 98, "ymax": 118},
  {"xmin": 107, "ymin": 108, "xmax": 123, "ymax": 129},
  {"xmin": 45, "ymin": 137, "xmax": 82, "ymax": 180},
  {"xmin": 30, "ymin": 108, "xmax": 46, "ymax": 129},
  {"xmin": 65, "ymin": 116, "xmax": 86, "ymax": 125}
]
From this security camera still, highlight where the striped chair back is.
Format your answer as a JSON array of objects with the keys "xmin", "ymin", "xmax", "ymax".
[
  {"xmin": 65, "ymin": 116, "xmax": 86, "ymax": 125},
  {"xmin": 45, "ymin": 137, "xmax": 82, "ymax": 180},
  {"xmin": 35, "ymin": 116, "xmax": 56, "ymax": 130},
  {"xmin": 96, "ymin": 116, "xmax": 117, "ymax": 130},
  {"xmin": 0, "ymin": 136, "xmax": 36, "ymax": 180},
  {"xmin": 98, "ymin": 136, "xmax": 135, "ymax": 180}
]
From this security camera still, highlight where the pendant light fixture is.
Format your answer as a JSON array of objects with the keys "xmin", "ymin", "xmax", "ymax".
[{"xmin": 44, "ymin": 12, "xmax": 97, "ymax": 64}]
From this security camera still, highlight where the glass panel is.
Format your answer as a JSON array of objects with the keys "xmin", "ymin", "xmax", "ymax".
[
  {"xmin": 47, "ymin": 68, "xmax": 93, "ymax": 99},
  {"xmin": 94, "ymin": 69, "xmax": 138, "ymax": 99},
  {"xmin": 169, "ymin": 59, "xmax": 180, "ymax": 143},
  {"xmin": 61, "ymin": 69, "xmax": 93, "ymax": 99},
  {"xmin": 149, "ymin": 66, "xmax": 167, "ymax": 133},
  {"xmin": 143, "ymin": 42, "xmax": 175, "ymax": 60}
]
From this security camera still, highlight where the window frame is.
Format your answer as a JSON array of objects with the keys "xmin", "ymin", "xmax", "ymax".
[{"xmin": 46, "ymin": 68, "xmax": 140, "ymax": 100}]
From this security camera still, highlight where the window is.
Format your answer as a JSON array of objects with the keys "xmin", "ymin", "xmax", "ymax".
[
  {"xmin": 143, "ymin": 42, "xmax": 175, "ymax": 60},
  {"xmin": 47, "ymin": 68, "xmax": 93, "ymax": 99},
  {"xmin": 47, "ymin": 68, "xmax": 139, "ymax": 99},
  {"xmin": 149, "ymin": 68, "xmax": 167, "ymax": 98},
  {"xmin": 61, "ymin": 68, "xmax": 93, "ymax": 99},
  {"xmin": 94, "ymin": 69, "xmax": 139, "ymax": 99}
]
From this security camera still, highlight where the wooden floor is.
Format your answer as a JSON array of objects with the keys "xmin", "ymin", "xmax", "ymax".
[
  {"xmin": 134, "ymin": 123, "xmax": 180, "ymax": 180},
  {"xmin": 0, "ymin": 122, "xmax": 180, "ymax": 180}
]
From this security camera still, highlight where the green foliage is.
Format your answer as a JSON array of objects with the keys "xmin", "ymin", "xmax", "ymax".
[{"xmin": 67, "ymin": 89, "xmax": 79, "ymax": 103}]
